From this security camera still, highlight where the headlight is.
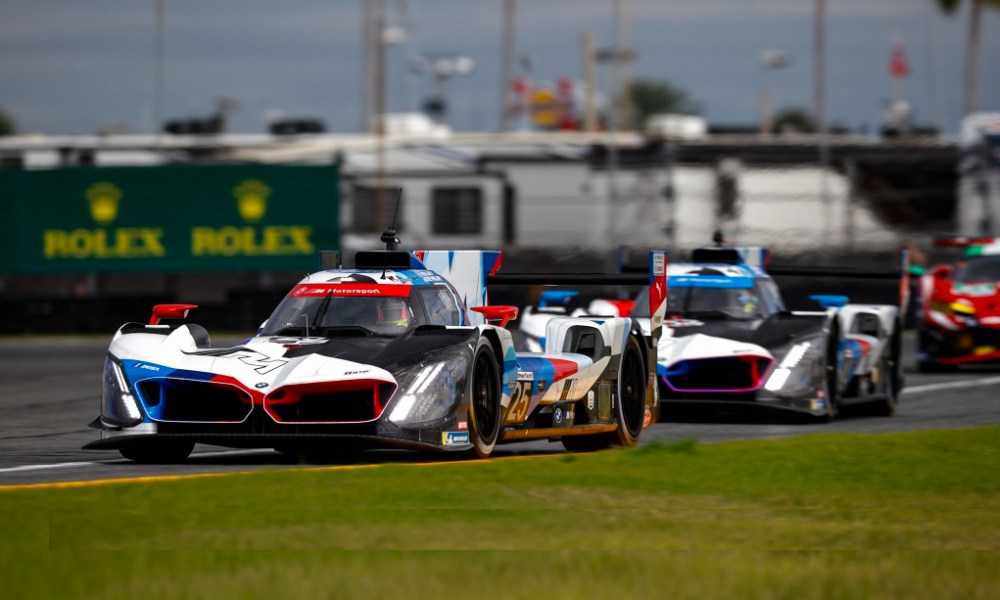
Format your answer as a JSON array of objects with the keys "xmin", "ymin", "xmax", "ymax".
[
  {"xmin": 764, "ymin": 339, "xmax": 822, "ymax": 393},
  {"xmin": 101, "ymin": 357, "xmax": 143, "ymax": 426},
  {"xmin": 388, "ymin": 353, "xmax": 469, "ymax": 427},
  {"xmin": 931, "ymin": 298, "xmax": 976, "ymax": 319},
  {"xmin": 949, "ymin": 301, "xmax": 976, "ymax": 316}
]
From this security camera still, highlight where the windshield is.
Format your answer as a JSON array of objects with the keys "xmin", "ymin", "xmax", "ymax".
[
  {"xmin": 953, "ymin": 256, "xmax": 1000, "ymax": 282},
  {"xmin": 632, "ymin": 284, "xmax": 766, "ymax": 320},
  {"xmin": 261, "ymin": 291, "xmax": 422, "ymax": 337}
]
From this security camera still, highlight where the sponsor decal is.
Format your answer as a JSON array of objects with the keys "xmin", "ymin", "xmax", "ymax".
[
  {"xmin": 233, "ymin": 179, "xmax": 270, "ymax": 223},
  {"xmin": 44, "ymin": 181, "xmax": 164, "ymax": 260},
  {"xmin": 810, "ymin": 398, "xmax": 827, "ymax": 411},
  {"xmin": 553, "ymin": 408, "xmax": 563, "ymax": 424},
  {"xmin": 456, "ymin": 420, "xmax": 468, "ymax": 431},
  {"xmin": 643, "ymin": 406, "xmax": 652, "ymax": 428},
  {"xmin": 587, "ymin": 391, "xmax": 595, "ymax": 411},
  {"xmin": 653, "ymin": 252, "xmax": 665, "ymax": 276},
  {"xmin": 442, "ymin": 431, "xmax": 470, "ymax": 445},
  {"xmin": 537, "ymin": 379, "xmax": 547, "ymax": 392},
  {"xmin": 235, "ymin": 352, "xmax": 288, "ymax": 375},
  {"xmin": 132, "ymin": 363, "xmax": 160, "ymax": 372},
  {"xmin": 517, "ymin": 371, "xmax": 535, "ymax": 381},
  {"xmin": 343, "ymin": 370, "xmax": 371, "ymax": 376},
  {"xmin": 290, "ymin": 283, "xmax": 412, "ymax": 298}
]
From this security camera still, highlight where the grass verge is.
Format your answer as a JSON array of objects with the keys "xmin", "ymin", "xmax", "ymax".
[{"xmin": 1, "ymin": 427, "xmax": 998, "ymax": 599}]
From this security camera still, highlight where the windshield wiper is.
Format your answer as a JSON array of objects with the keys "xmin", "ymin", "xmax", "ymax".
[{"xmin": 312, "ymin": 291, "xmax": 334, "ymax": 331}]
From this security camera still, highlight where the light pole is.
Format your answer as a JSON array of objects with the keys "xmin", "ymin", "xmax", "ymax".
[
  {"xmin": 153, "ymin": 0, "xmax": 164, "ymax": 139},
  {"xmin": 411, "ymin": 54, "xmax": 475, "ymax": 125},
  {"xmin": 758, "ymin": 50, "xmax": 790, "ymax": 135}
]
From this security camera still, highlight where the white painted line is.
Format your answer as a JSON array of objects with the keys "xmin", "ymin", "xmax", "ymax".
[
  {"xmin": 903, "ymin": 375, "xmax": 1000, "ymax": 396},
  {"xmin": 0, "ymin": 461, "xmax": 105, "ymax": 474},
  {"xmin": 0, "ymin": 448, "xmax": 274, "ymax": 475}
]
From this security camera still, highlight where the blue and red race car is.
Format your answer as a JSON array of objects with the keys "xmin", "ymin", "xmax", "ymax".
[{"xmin": 86, "ymin": 239, "xmax": 666, "ymax": 462}]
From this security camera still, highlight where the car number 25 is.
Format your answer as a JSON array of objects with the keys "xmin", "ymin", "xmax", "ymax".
[{"xmin": 504, "ymin": 379, "xmax": 534, "ymax": 424}]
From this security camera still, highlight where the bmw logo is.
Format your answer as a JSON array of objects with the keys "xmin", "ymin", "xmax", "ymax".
[
  {"xmin": 255, "ymin": 382, "xmax": 269, "ymax": 389},
  {"xmin": 554, "ymin": 408, "xmax": 563, "ymax": 424}
]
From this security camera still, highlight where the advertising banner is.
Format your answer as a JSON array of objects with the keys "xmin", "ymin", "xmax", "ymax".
[{"xmin": 0, "ymin": 164, "xmax": 339, "ymax": 273}]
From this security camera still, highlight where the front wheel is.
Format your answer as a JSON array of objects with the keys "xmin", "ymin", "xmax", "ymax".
[
  {"xmin": 468, "ymin": 341, "xmax": 501, "ymax": 458},
  {"xmin": 119, "ymin": 440, "xmax": 194, "ymax": 463},
  {"xmin": 869, "ymin": 325, "xmax": 902, "ymax": 417}
]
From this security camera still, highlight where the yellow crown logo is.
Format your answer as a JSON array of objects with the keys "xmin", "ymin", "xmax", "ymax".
[
  {"xmin": 84, "ymin": 182, "xmax": 123, "ymax": 225},
  {"xmin": 233, "ymin": 179, "xmax": 270, "ymax": 223}
]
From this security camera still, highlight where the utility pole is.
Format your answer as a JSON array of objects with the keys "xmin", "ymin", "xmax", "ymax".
[
  {"xmin": 815, "ymin": 0, "xmax": 831, "ymax": 249},
  {"xmin": 582, "ymin": 32, "xmax": 596, "ymax": 132},
  {"xmin": 361, "ymin": 0, "xmax": 377, "ymax": 132},
  {"xmin": 153, "ymin": 0, "xmax": 164, "ymax": 139},
  {"xmin": 965, "ymin": 0, "xmax": 983, "ymax": 116},
  {"xmin": 375, "ymin": 4, "xmax": 388, "ymax": 224},
  {"xmin": 499, "ymin": 0, "xmax": 515, "ymax": 132},
  {"xmin": 606, "ymin": 0, "xmax": 624, "ymax": 240}
]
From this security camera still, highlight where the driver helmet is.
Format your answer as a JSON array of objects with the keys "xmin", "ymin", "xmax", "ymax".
[{"xmin": 376, "ymin": 297, "xmax": 410, "ymax": 328}]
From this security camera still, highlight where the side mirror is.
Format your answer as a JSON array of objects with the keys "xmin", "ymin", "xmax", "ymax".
[
  {"xmin": 931, "ymin": 265, "xmax": 953, "ymax": 281},
  {"xmin": 471, "ymin": 305, "xmax": 519, "ymax": 328}
]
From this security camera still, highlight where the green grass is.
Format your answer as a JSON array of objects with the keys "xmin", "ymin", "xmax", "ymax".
[{"xmin": 2, "ymin": 427, "xmax": 999, "ymax": 599}]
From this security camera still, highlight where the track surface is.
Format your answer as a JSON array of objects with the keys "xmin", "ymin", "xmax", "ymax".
[{"xmin": 1, "ymin": 334, "xmax": 998, "ymax": 487}]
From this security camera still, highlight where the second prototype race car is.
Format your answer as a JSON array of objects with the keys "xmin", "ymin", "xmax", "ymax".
[
  {"xmin": 917, "ymin": 237, "xmax": 1000, "ymax": 371},
  {"xmin": 519, "ymin": 245, "xmax": 907, "ymax": 421},
  {"xmin": 85, "ymin": 238, "xmax": 666, "ymax": 462}
]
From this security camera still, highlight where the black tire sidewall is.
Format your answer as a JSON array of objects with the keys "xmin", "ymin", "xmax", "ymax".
[{"xmin": 468, "ymin": 339, "xmax": 501, "ymax": 458}]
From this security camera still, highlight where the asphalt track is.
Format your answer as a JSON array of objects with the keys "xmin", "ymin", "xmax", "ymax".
[{"xmin": 1, "ymin": 334, "xmax": 998, "ymax": 487}]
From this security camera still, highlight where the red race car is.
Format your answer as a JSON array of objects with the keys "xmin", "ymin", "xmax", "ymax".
[{"xmin": 918, "ymin": 237, "xmax": 1000, "ymax": 371}]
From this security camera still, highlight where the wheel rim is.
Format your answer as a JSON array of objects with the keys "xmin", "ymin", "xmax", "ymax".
[
  {"xmin": 619, "ymin": 345, "xmax": 644, "ymax": 436},
  {"xmin": 472, "ymin": 353, "xmax": 499, "ymax": 444}
]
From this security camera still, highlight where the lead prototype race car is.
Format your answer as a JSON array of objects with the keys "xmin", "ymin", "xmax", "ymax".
[
  {"xmin": 518, "ymin": 245, "xmax": 908, "ymax": 421},
  {"xmin": 86, "ymin": 237, "xmax": 666, "ymax": 462}
]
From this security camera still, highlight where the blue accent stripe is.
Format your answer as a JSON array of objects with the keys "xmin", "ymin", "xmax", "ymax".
[{"xmin": 669, "ymin": 275, "xmax": 754, "ymax": 288}]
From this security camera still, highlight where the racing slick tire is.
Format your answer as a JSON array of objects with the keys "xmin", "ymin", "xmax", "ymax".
[
  {"xmin": 562, "ymin": 335, "xmax": 646, "ymax": 451},
  {"xmin": 468, "ymin": 340, "xmax": 502, "ymax": 459},
  {"xmin": 818, "ymin": 325, "xmax": 841, "ymax": 423},
  {"xmin": 869, "ymin": 322, "xmax": 903, "ymax": 417},
  {"xmin": 119, "ymin": 440, "xmax": 195, "ymax": 463}
]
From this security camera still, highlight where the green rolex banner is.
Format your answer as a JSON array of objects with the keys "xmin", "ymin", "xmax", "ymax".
[{"xmin": 0, "ymin": 164, "xmax": 339, "ymax": 273}]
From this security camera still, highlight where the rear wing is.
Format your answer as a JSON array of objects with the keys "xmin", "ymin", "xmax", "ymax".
[
  {"xmin": 412, "ymin": 250, "xmax": 502, "ymax": 326},
  {"xmin": 487, "ymin": 250, "xmax": 669, "ymax": 343},
  {"xmin": 932, "ymin": 236, "xmax": 1000, "ymax": 257},
  {"xmin": 766, "ymin": 250, "xmax": 911, "ymax": 310}
]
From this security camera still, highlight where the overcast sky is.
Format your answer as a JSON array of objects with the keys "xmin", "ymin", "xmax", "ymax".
[{"xmin": 1, "ymin": 0, "xmax": 998, "ymax": 136}]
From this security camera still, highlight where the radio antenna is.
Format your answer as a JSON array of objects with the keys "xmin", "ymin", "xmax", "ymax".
[{"xmin": 380, "ymin": 188, "xmax": 403, "ymax": 279}]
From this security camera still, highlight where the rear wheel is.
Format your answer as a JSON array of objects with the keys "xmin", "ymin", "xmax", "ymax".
[
  {"xmin": 869, "ymin": 323, "xmax": 902, "ymax": 417},
  {"xmin": 562, "ymin": 335, "xmax": 646, "ymax": 451},
  {"xmin": 468, "ymin": 341, "xmax": 501, "ymax": 458},
  {"xmin": 119, "ymin": 440, "xmax": 194, "ymax": 463},
  {"xmin": 818, "ymin": 328, "xmax": 841, "ymax": 423}
]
